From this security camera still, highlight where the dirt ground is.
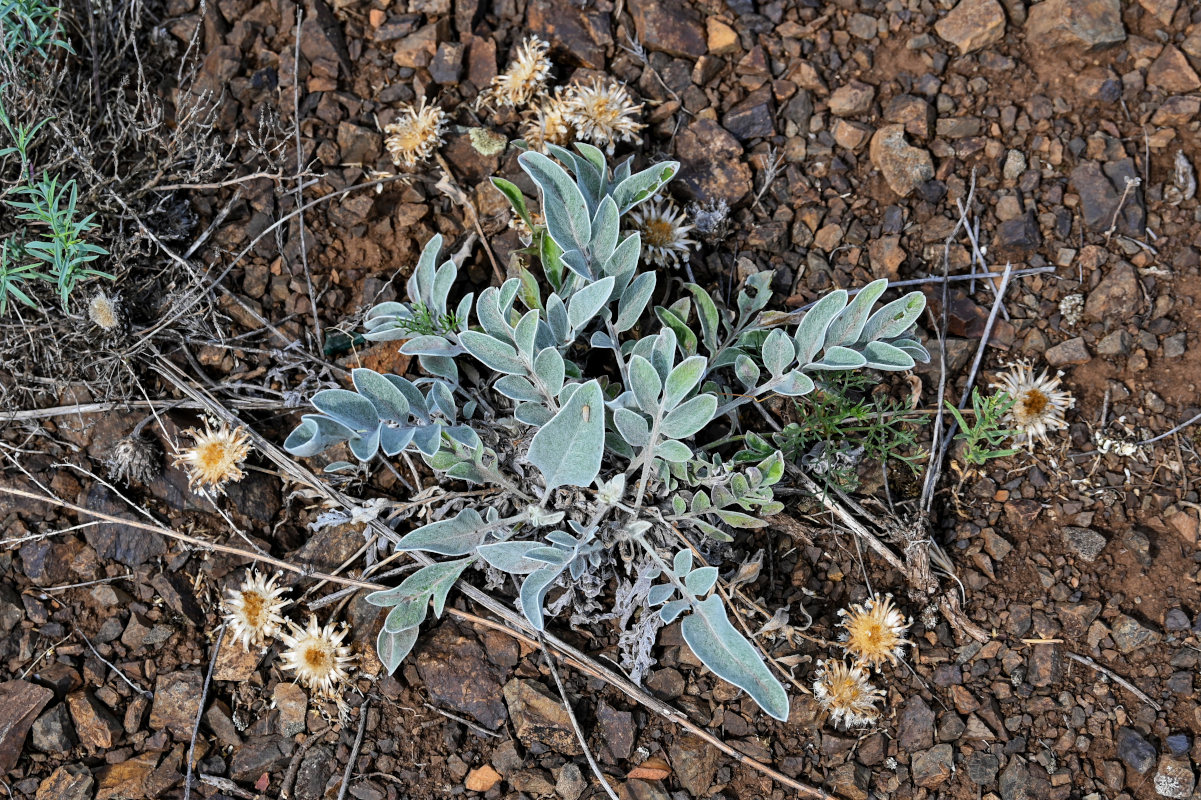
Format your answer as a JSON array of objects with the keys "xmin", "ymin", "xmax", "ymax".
[{"xmin": 3, "ymin": 0, "xmax": 1201, "ymax": 799}]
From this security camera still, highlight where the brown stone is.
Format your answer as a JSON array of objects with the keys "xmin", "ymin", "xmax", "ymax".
[
  {"xmin": 869, "ymin": 125, "xmax": 934, "ymax": 197},
  {"xmin": 66, "ymin": 691, "xmax": 122, "ymax": 751},
  {"xmin": 1025, "ymin": 0, "xmax": 1125, "ymax": 50},
  {"xmin": 465, "ymin": 34, "xmax": 496, "ymax": 89},
  {"xmin": 1045, "ymin": 337, "xmax": 1091, "ymax": 366},
  {"xmin": 214, "ymin": 642, "xmax": 260, "ymax": 682},
  {"xmin": 1151, "ymin": 96, "xmax": 1201, "ymax": 127},
  {"xmin": 869, "ymin": 236, "xmax": 906, "ymax": 280},
  {"xmin": 415, "ymin": 623, "xmax": 507, "ymax": 729},
  {"xmin": 668, "ymin": 735, "xmax": 718, "ymax": 797},
  {"xmin": 628, "ymin": 0, "xmax": 706, "ymax": 58},
  {"xmin": 706, "ymin": 18, "xmax": 739, "ymax": 55},
  {"xmin": 935, "ymin": 0, "xmax": 1007, "ymax": 54},
  {"xmin": 1084, "ymin": 262, "xmax": 1138, "ymax": 320},
  {"xmin": 1147, "ymin": 45, "xmax": 1201, "ymax": 93},
  {"xmin": 391, "ymin": 24, "xmax": 437, "ymax": 69},
  {"xmin": 96, "ymin": 752, "xmax": 159, "ymax": 800},
  {"xmin": 832, "ymin": 119, "xmax": 873, "ymax": 151},
  {"xmin": 464, "ymin": 765, "xmax": 501, "ymax": 792},
  {"xmin": 674, "ymin": 119, "xmax": 752, "ymax": 205},
  {"xmin": 502, "ymin": 679, "xmax": 582, "ymax": 755},
  {"xmin": 828, "ymin": 80, "xmax": 875, "ymax": 117},
  {"xmin": 0, "ymin": 680, "xmax": 54, "ymax": 772},
  {"xmin": 36, "ymin": 765, "xmax": 94, "ymax": 800},
  {"xmin": 885, "ymin": 94, "xmax": 935, "ymax": 139},
  {"xmin": 273, "ymin": 683, "xmax": 307, "ymax": 737},
  {"xmin": 149, "ymin": 672, "xmax": 203, "ymax": 737},
  {"xmin": 526, "ymin": 0, "xmax": 609, "ymax": 69}
]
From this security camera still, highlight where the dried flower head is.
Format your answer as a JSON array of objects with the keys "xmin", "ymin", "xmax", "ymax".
[
  {"xmin": 812, "ymin": 659, "xmax": 884, "ymax": 728},
  {"xmin": 991, "ymin": 362, "xmax": 1074, "ymax": 444},
  {"xmin": 521, "ymin": 88, "xmax": 575, "ymax": 152},
  {"xmin": 488, "ymin": 35, "xmax": 552, "ymax": 108},
  {"xmin": 174, "ymin": 420, "xmax": 252, "ymax": 493},
  {"xmin": 279, "ymin": 615, "xmax": 355, "ymax": 695},
  {"xmin": 224, "ymin": 571, "xmax": 289, "ymax": 650},
  {"xmin": 688, "ymin": 198, "xmax": 731, "ymax": 243},
  {"xmin": 383, "ymin": 99, "xmax": 447, "ymax": 169},
  {"xmin": 88, "ymin": 290, "xmax": 122, "ymax": 332},
  {"xmin": 562, "ymin": 78, "xmax": 644, "ymax": 153},
  {"xmin": 629, "ymin": 199, "xmax": 696, "ymax": 268},
  {"xmin": 839, "ymin": 594, "xmax": 910, "ymax": 669},
  {"xmin": 507, "ymin": 209, "xmax": 543, "ymax": 246},
  {"xmin": 105, "ymin": 433, "xmax": 159, "ymax": 484}
]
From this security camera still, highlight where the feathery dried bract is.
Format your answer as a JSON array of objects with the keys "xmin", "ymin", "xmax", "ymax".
[
  {"xmin": 383, "ymin": 99, "xmax": 447, "ymax": 169},
  {"xmin": 521, "ymin": 88, "xmax": 575, "ymax": 152},
  {"xmin": 489, "ymin": 36, "xmax": 552, "ymax": 107},
  {"xmin": 175, "ymin": 420, "xmax": 252, "ymax": 493},
  {"xmin": 279, "ymin": 614, "xmax": 355, "ymax": 695},
  {"xmin": 991, "ymin": 362, "xmax": 1074, "ymax": 443},
  {"xmin": 629, "ymin": 199, "xmax": 696, "ymax": 268},
  {"xmin": 812, "ymin": 660, "xmax": 884, "ymax": 728},
  {"xmin": 224, "ymin": 571, "xmax": 289, "ymax": 650},
  {"xmin": 106, "ymin": 434, "xmax": 159, "ymax": 484},
  {"xmin": 88, "ymin": 290, "xmax": 121, "ymax": 331},
  {"xmin": 839, "ymin": 594, "xmax": 910, "ymax": 669},
  {"xmin": 562, "ymin": 79, "xmax": 644, "ymax": 153}
]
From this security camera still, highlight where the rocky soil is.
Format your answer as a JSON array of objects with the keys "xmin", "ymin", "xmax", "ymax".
[{"xmin": 3, "ymin": 0, "xmax": 1201, "ymax": 799}]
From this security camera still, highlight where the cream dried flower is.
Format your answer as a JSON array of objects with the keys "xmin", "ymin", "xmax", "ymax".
[
  {"xmin": 562, "ymin": 78, "xmax": 644, "ymax": 153},
  {"xmin": 88, "ymin": 290, "xmax": 122, "ymax": 331},
  {"xmin": 839, "ymin": 594, "xmax": 910, "ymax": 670},
  {"xmin": 488, "ymin": 35, "xmax": 552, "ymax": 108},
  {"xmin": 279, "ymin": 614, "xmax": 355, "ymax": 695},
  {"xmin": 224, "ymin": 571, "xmax": 289, "ymax": 650},
  {"xmin": 521, "ymin": 88, "xmax": 575, "ymax": 152},
  {"xmin": 629, "ymin": 198, "xmax": 696, "ymax": 268},
  {"xmin": 812, "ymin": 660, "xmax": 885, "ymax": 728},
  {"xmin": 991, "ymin": 362, "xmax": 1074, "ymax": 444},
  {"xmin": 174, "ymin": 420, "xmax": 252, "ymax": 493},
  {"xmin": 383, "ymin": 99, "xmax": 447, "ymax": 169}
]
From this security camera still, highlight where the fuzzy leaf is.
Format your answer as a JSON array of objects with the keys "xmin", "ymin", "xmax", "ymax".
[
  {"xmin": 685, "ymin": 566, "xmax": 719, "ymax": 596},
  {"xmin": 773, "ymin": 370, "xmax": 816, "ymax": 397},
  {"xmin": 660, "ymin": 394, "xmax": 717, "ymax": 439},
  {"xmin": 673, "ymin": 549, "xmax": 693, "ymax": 575},
  {"xmin": 567, "ymin": 276, "xmax": 616, "ymax": 332},
  {"xmin": 396, "ymin": 509, "xmax": 487, "ymax": 556},
  {"xmin": 655, "ymin": 439, "xmax": 692, "ymax": 462},
  {"xmin": 533, "ymin": 347, "xmax": 566, "ymax": 396},
  {"xmin": 862, "ymin": 340, "xmax": 916, "ymax": 370},
  {"xmin": 628, "ymin": 355, "xmax": 662, "ymax": 413},
  {"xmin": 681, "ymin": 596, "xmax": 790, "ymax": 721},
  {"xmin": 613, "ymin": 408, "xmax": 651, "ymax": 448},
  {"xmin": 527, "ymin": 380, "xmax": 605, "ymax": 490},
  {"xmin": 491, "ymin": 177, "xmax": 533, "ymax": 229},
  {"xmin": 859, "ymin": 291, "xmax": 925, "ymax": 342},
  {"xmin": 824, "ymin": 280, "xmax": 887, "ymax": 347},
  {"xmin": 648, "ymin": 584, "xmax": 676, "ymax": 606},
  {"xmin": 660, "ymin": 598, "xmax": 690, "ymax": 624},
  {"xmin": 477, "ymin": 541, "xmax": 543, "ymax": 574},
  {"xmin": 615, "ymin": 271, "xmax": 656, "ymax": 332},
  {"xmin": 284, "ymin": 415, "xmax": 356, "ymax": 457},
  {"xmin": 793, "ymin": 290, "xmax": 848, "ymax": 364},
  {"xmin": 311, "ymin": 389, "xmax": 377, "ymax": 434},
  {"xmin": 734, "ymin": 354, "xmax": 760, "ymax": 390},
  {"xmin": 520, "ymin": 565, "xmax": 564, "ymax": 631},
  {"xmin": 663, "ymin": 355, "xmax": 706, "ymax": 409},
  {"xmin": 495, "ymin": 375, "xmax": 541, "ymax": 403},
  {"xmin": 520, "ymin": 152, "xmax": 591, "ymax": 254},
  {"xmin": 460, "ymin": 331, "xmax": 525, "ymax": 374},
  {"xmin": 686, "ymin": 284, "xmax": 721, "ymax": 355},
  {"xmin": 611, "ymin": 161, "xmax": 679, "ymax": 214},
  {"xmin": 761, "ymin": 329, "xmax": 796, "ymax": 378},
  {"xmin": 377, "ymin": 627, "xmax": 419, "ymax": 675},
  {"xmin": 808, "ymin": 345, "xmax": 868, "ymax": 371},
  {"xmin": 353, "ymin": 368, "xmax": 410, "ymax": 423},
  {"xmin": 589, "ymin": 196, "xmax": 620, "ymax": 263}
]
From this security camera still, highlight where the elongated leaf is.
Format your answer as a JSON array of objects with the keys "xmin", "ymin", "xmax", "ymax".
[
  {"xmin": 284, "ymin": 415, "xmax": 355, "ymax": 457},
  {"xmin": 859, "ymin": 291, "xmax": 925, "ymax": 342},
  {"xmin": 673, "ymin": 549, "xmax": 693, "ymax": 575},
  {"xmin": 686, "ymin": 284, "xmax": 721, "ymax": 355},
  {"xmin": 396, "ymin": 508, "xmax": 487, "ymax": 555},
  {"xmin": 312, "ymin": 389, "xmax": 377, "ymax": 433},
  {"xmin": 460, "ymin": 330, "xmax": 525, "ymax": 374},
  {"xmin": 808, "ymin": 345, "xmax": 868, "ymax": 370},
  {"xmin": 589, "ymin": 196, "xmax": 620, "ymax": 262},
  {"xmin": 520, "ymin": 565, "xmax": 564, "ymax": 630},
  {"xmin": 615, "ymin": 272, "xmax": 656, "ymax": 332},
  {"xmin": 398, "ymin": 335, "xmax": 459, "ymax": 356},
  {"xmin": 611, "ymin": 161, "xmax": 679, "ymax": 214},
  {"xmin": 685, "ymin": 566, "xmax": 719, "ymax": 596},
  {"xmin": 660, "ymin": 394, "xmax": 717, "ymax": 439},
  {"xmin": 477, "ymin": 541, "xmax": 542, "ymax": 574},
  {"xmin": 527, "ymin": 380, "xmax": 604, "ymax": 490},
  {"xmin": 655, "ymin": 439, "xmax": 692, "ymax": 462},
  {"xmin": 681, "ymin": 596, "xmax": 790, "ymax": 721},
  {"xmin": 613, "ymin": 408, "xmax": 651, "ymax": 447},
  {"xmin": 761, "ymin": 329, "xmax": 795, "ymax": 378},
  {"xmin": 663, "ymin": 355, "xmax": 706, "ymax": 409},
  {"xmin": 825, "ymin": 280, "xmax": 887, "ymax": 347},
  {"xmin": 495, "ymin": 375, "xmax": 541, "ymax": 403},
  {"xmin": 863, "ymin": 340, "xmax": 916, "ymax": 370},
  {"xmin": 430, "ymin": 557, "xmax": 474, "ymax": 617},
  {"xmin": 661, "ymin": 598, "xmax": 690, "ymax": 624},
  {"xmin": 648, "ymin": 584, "xmax": 675, "ymax": 606},
  {"xmin": 377, "ymin": 627, "xmax": 419, "ymax": 675},
  {"xmin": 567, "ymin": 276, "xmax": 615, "ymax": 332},
  {"xmin": 491, "ymin": 177, "xmax": 533, "ymax": 229},
  {"xmin": 773, "ymin": 370, "xmax": 815, "ymax": 397},
  {"xmin": 353, "ymin": 368, "xmax": 410, "ymax": 422},
  {"xmin": 793, "ymin": 290, "xmax": 848, "ymax": 364},
  {"xmin": 604, "ymin": 231, "xmax": 641, "ymax": 286},
  {"xmin": 734, "ymin": 354, "xmax": 760, "ymax": 389},
  {"xmin": 513, "ymin": 309, "xmax": 540, "ymax": 359},
  {"xmin": 384, "ymin": 597, "xmax": 428, "ymax": 632},
  {"xmin": 520, "ymin": 151, "xmax": 591, "ymax": 253},
  {"xmin": 628, "ymin": 355, "xmax": 662, "ymax": 413},
  {"xmin": 533, "ymin": 347, "xmax": 566, "ymax": 396}
]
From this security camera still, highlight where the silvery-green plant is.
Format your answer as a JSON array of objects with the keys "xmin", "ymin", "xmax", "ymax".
[{"xmin": 285, "ymin": 144, "xmax": 929, "ymax": 721}]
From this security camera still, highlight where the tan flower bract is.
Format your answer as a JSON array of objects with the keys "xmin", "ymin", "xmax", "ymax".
[
  {"xmin": 489, "ymin": 36, "xmax": 552, "ymax": 108},
  {"xmin": 562, "ymin": 78, "xmax": 644, "ymax": 153},
  {"xmin": 279, "ymin": 614, "xmax": 355, "ymax": 696},
  {"xmin": 224, "ymin": 571, "xmax": 289, "ymax": 650},
  {"xmin": 812, "ymin": 659, "xmax": 884, "ymax": 728},
  {"xmin": 521, "ymin": 87, "xmax": 575, "ymax": 152},
  {"xmin": 628, "ymin": 199, "xmax": 696, "ymax": 268},
  {"xmin": 88, "ymin": 290, "xmax": 121, "ymax": 331},
  {"xmin": 991, "ymin": 362, "xmax": 1074, "ymax": 444},
  {"xmin": 383, "ymin": 99, "xmax": 447, "ymax": 169},
  {"xmin": 839, "ymin": 594, "xmax": 911, "ymax": 669},
  {"xmin": 174, "ymin": 420, "xmax": 252, "ymax": 493}
]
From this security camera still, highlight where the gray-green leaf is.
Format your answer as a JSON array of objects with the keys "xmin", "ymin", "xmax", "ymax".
[
  {"xmin": 527, "ymin": 380, "xmax": 605, "ymax": 490},
  {"xmin": 396, "ymin": 508, "xmax": 487, "ymax": 556},
  {"xmin": 660, "ymin": 394, "xmax": 717, "ymax": 439}
]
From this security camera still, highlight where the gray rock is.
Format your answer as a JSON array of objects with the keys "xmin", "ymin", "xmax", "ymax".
[
  {"xmin": 912, "ymin": 744, "xmax": 954, "ymax": 788},
  {"xmin": 1062, "ymin": 526, "xmax": 1107, "ymax": 561},
  {"xmin": 1085, "ymin": 262, "xmax": 1138, "ymax": 320},
  {"xmin": 898, "ymin": 695, "xmax": 935, "ymax": 751},
  {"xmin": 1096, "ymin": 329, "xmax": 1131, "ymax": 356},
  {"xmin": 1112, "ymin": 615, "xmax": 1161, "ymax": 654},
  {"xmin": 1165, "ymin": 608, "xmax": 1191, "ymax": 630},
  {"xmin": 967, "ymin": 752, "xmax": 1000, "ymax": 784},
  {"xmin": 1117, "ymin": 727, "xmax": 1157, "ymax": 774},
  {"xmin": 31, "ymin": 704, "xmax": 75, "ymax": 754},
  {"xmin": 829, "ymin": 80, "xmax": 875, "ymax": 117},
  {"xmin": 1027, "ymin": 643, "xmax": 1062, "ymax": 687},
  {"xmin": 1046, "ymin": 337, "xmax": 1091, "ymax": 367},
  {"xmin": 1000, "ymin": 757, "xmax": 1031, "ymax": 800},
  {"xmin": 230, "ymin": 736, "xmax": 295, "ymax": 782},
  {"xmin": 1154, "ymin": 756, "xmax": 1195, "ymax": 798}
]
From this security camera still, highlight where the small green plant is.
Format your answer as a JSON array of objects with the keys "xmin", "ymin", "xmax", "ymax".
[
  {"xmin": 945, "ymin": 388, "xmax": 1019, "ymax": 466},
  {"xmin": 0, "ymin": 235, "xmax": 45, "ymax": 312},
  {"xmin": 732, "ymin": 372, "xmax": 927, "ymax": 490},
  {"xmin": 0, "ymin": 93, "xmax": 49, "ymax": 171},
  {"xmin": 6, "ymin": 173, "xmax": 112, "ymax": 308},
  {"xmin": 0, "ymin": 0, "xmax": 72, "ymax": 62}
]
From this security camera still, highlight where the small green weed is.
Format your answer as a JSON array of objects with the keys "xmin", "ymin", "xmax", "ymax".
[
  {"xmin": 945, "ymin": 388, "xmax": 1019, "ymax": 466},
  {"xmin": 0, "ymin": 235, "xmax": 45, "ymax": 312},
  {"xmin": 6, "ymin": 174, "xmax": 113, "ymax": 309},
  {"xmin": 0, "ymin": 0, "xmax": 72, "ymax": 62}
]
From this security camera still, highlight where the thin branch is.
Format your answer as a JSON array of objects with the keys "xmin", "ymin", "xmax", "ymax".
[
  {"xmin": 1066, "ymin": 651, "xmax": 1160, "ymax": 711},
  {"xmin": 292, "ymin": 5, "xmax": 322, "ymax": 348},
  {"xmin": 75, "ymin": 628, "xmax": 153, "ymax": 698},
  {"xmin": 335, "ymin": 700, "xmax": 370, "ymax": 800},
  {"xmin": 185, "ymin": 624, "xmax": 225, "ymax": 800}
]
